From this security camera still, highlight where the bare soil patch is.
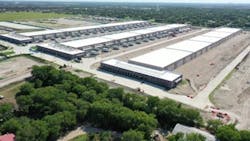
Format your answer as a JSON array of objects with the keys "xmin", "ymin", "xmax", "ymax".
[
  {"xmin": 212, "ymin": 54, "xmax": 250, "ymax": 130},
  {"xmin": 171, "ymin": 32, "xmax": 250, "ymax": 96}
]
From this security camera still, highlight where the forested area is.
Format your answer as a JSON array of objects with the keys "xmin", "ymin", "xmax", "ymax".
[
  {"xmin": 1, "ymin": 2, "xmax": 250, "ymax": 29},
  {"xmin": 77, "ymin": 7, "xmax": 250, "ymax": 28}
]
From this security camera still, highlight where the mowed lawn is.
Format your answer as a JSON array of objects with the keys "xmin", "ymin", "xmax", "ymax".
[
  {"xmin": 70, "ymin": 134, "xmax": 88, "ymax": 141},
  {"xmin": 0, "ymin": 12, "xmax": 70, "ymax": 21}
]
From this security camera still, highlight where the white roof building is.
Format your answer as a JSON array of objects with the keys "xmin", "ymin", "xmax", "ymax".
[
  {"xmin": 102, "ymin": 59, "xmax": 182, "ymax": 82},
  {"xmin": 61, "ymin": 37, "xmax": 112, "ymax": 49},
  {"xmin": 103, "ymin": 32, "xmax": 140, "ymax": 40},
  {"xmin": 172, "ymin": 124, "xmax": 216, "ymax": 141},
  {"xmin": 189, "ymin": 35, "xmax": 222, "ymax": 43},
  {"xmin": 214, "ymin": 27, "xmax": 241, "ymax": 33},
  {"xmin": 60, "ymin": 24, "xmax": 188, "ymax": 49},
  {"xmin": 129, "ymin": 48, "xmax": 192, "ymax": 70},
  {"xmin": 0, "ymin": 33, "xmax": 32, "ymax": 41},
  {"xmin": 129, "ymin": 27, "xmax": 241, "ymax": 71},
  {"xmin": 202, "ymin": 31, "xmax": 233, "ymax": 38},
  {"xmin": 0, "ymin": 22, "xmax": 40, "ymax": 30},
  {"xmin": 165, "ymin": 40, "xmax": 212, "ymax": 53},
  {"xmin": 19, "ymin": 21, "xmax": 147, "ymax": 37},
  {"xmin": 38, "ymin": 43, "xmax": 84, "ymax": 55},
  {"xmin": 131, "ymin": 24, "xmax": 187, "ymax": 35}
]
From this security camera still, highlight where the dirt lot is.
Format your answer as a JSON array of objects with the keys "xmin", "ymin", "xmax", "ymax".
[
  {"xmin": 211, "ymin": 54, "xmax": 250, "ymax": 130},
  {"xmin": 0, "ymin": 81, "xmax": 25, "ymax": 105},
  {"xmin": 0, "ymin": 56, "xmax": 44, "ymax": 88},
  {"xmin": 170, "ymin": 31, "xmax": 250, "ymax": 96}
]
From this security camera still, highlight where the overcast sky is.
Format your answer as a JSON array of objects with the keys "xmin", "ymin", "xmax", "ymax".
[{"xmin": 1, "ymin": 0, "xmax": 250, "ymax": 3}]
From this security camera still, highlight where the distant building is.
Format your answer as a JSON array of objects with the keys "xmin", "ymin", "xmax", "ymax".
[
  {"xmin": 172, "ymin": 124, "xmax": 216, "ymax": 141},
  {"xmin": 0, "ymin": 133, "xmax": 15, "ymax": 141}
]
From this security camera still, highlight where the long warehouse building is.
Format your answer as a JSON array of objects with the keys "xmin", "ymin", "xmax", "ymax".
[
  {"xmin": 100, "ymin": 27, "xmax": 241, "ymax": 88},
  {"xmin": 0, "ymin": 21, "xmax": 151, "ymax": 44},
  {"xmin": 101, "ymin": 59, "xmax": 182, "ymax": 89},
  {"xmin": 129, "ymin": 27, "xmax": 241, "ymax": 71},
  {"xmin": 37, "ymin": 43, "xmax": 85, "ymax": 60},
  {"xmin": 37, "ymin": 24, "xmax": 189, "ymax": 59},
  {"xmin": 60, "ymin": 24, "xmax": 189, "ymax": 50}
]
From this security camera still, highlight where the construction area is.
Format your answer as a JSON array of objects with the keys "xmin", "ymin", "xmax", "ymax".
[
  {"xmin": 212, "ymin": 54, "xmax": 250, "ymax": 130},
  {"xmin": 0, "ymin": 17, "xmax": 249, "ymax": 130},
  {"xmin": 171, "ymin": 31, "xmax": 250, "ymax": 96},
  {"xmin": 99, "ymin": 27, "xmax": 241, "ymax": 89}
]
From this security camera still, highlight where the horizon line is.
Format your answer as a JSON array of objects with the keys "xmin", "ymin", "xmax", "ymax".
[{"xmin": 1, "ymin": 0, "xmax": 250, "ymax": 4}]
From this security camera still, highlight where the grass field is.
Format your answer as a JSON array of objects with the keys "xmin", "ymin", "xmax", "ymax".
[
  {"xmin": 0, "ymin": 81, "xmax": 25, "ymax": 98},
  {"xmin": 70, "ymin": 134, "xmax": 88, "ymax": 141},
  {"xmin": 0, "ymin": 12, "xmax": 70, "ymax": 21}
]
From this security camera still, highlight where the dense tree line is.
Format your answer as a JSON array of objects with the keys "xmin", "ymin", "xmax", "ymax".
[
  {"xmin": 76, "ymin": 7, "xmax": 250, "ymax": 28},
  {"xmin": 0, "ymin": 65, "xmax": 203, "ymax": 141},
  {"xmin": 1, "ymin": 2, "xmax": 250, "ymax": 29},
  {"xmin": 205, "ymin": 120, "xmax": 250, "ymax": 141}
]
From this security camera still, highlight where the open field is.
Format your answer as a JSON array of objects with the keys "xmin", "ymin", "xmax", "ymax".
[
  {"xmin": 0, "ymin": 81, "xmax": 25, "ymax": 105},
  {"xmin": 170, "ymin": 31, "xmax": 250, "ymax": 96},
  {"xmin": 0, "ymin": 12, "xmax": 70, "ymax": 21},
  {"xmin": 22, "ymin": 18, "xmax": 99, "ymax": 29},
  {"xmin": 0, "ymin": 56, "xmax": 44, "ymax": 88},
  {"xmin": 212, "ymin": 54, "xmax": 250, "ymax": 130},
  {"xmin": 70, "ymin": 135, "xmax": 87, "ymax": 141}
]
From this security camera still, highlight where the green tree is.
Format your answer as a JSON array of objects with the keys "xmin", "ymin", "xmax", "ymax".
[
  {"xmin": 121, "ymin": 130, "xmax": 145, "ymax": 141},
  {"xmin": 16, "ymin": 82, "xmax": 34, "ymax": 96},
  {"xmin": 216, "ymin": 125, "xmax": 241, "ymax": 141},
  {"xmin": 186, "ymin": 133, "xmax": 206, "ymax": 141},
  {"xmin": 0, "ymin": 103, "xmax": 14, "ymax": 123},
  {"xmin": 239, "ymin": 130, "xmax": 250, "ymax": 141},
  {"xmin": 207, "ymin": 120, "xmax": 223, "ymax": 134}
]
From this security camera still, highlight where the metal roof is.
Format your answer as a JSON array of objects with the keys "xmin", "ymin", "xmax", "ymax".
[
  {"xmin": 202, "ymin": 31, "xmax": 233, "ymax": 38},
  {"xmin": 131, "ymin": 24, "xmax": 187, "ymax": 35},
  {"xmin": 189, "ymin": 35, "xmax": 222, "ymax": 43},
  {"xmin": 0, "ymin": 33, "xmax": 32, "ymax": 41},
  {"xmin": 165, "ymin": 40, "xmax": 212, "ymax": 53},
  {"xmin": 19, "ymin": 21, "xmax": 147, "ymax": 37},
  {"xmin": 102, "ymin": 59, "xmax": 181, "ymax": 81},
  {"xmin": 103, "ymin": 32, "xmax": 140, "ymax": 40},
  {"xmin": 129, "ymin": 27, "xmax": 240, "ymax": 71},
  {"xmin": 60, "ymin": 24, "xmax": 188, "ymax": 49},
  {"xmin": 61, "ymin": 37, "xmax": 112, "ymax": 48},
  {"xmin": 129, "ymin": 48, "xmax": 192, "ymax": 70},
  {"xmin": 214, "ymin": 27, "xmax": 241, "ymax": 33},
  {"xmin": 172, "ymin": 124, "xmax": 216, "ymax": 141},
  {"xmin": 38, "ymin": 43, "xmax": 85, "ymax": 55},
  {"xmin": 0, "ymin": 22, "xmax": 40, "ymax": 30}
]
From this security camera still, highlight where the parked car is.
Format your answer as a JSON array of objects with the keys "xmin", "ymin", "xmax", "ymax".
[{"xmin": 0, "ymin": 95, "xmax": 4, "ymax": 99}]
